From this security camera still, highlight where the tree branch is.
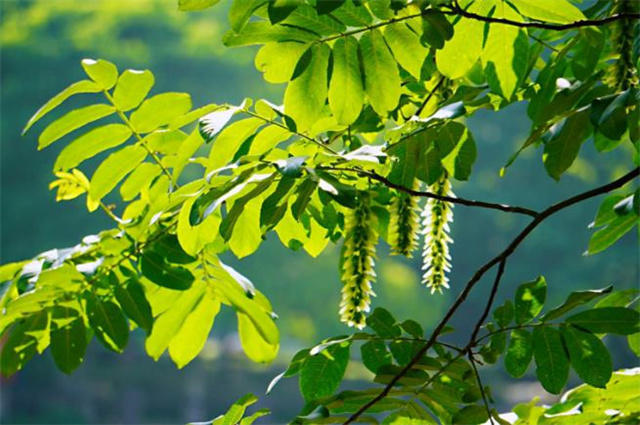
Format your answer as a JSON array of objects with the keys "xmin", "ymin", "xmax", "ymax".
[
  {"xmin": 444, "ymin": 3, "xmax": 640, "ymax": 31},
  {"xmin": 343, "ymin": 167, "xmax": 639, "ymax": 424},
  {"xmin": 470, "ymin": 259, "xmax": 506, "ymax": 344},
  {"xmin": 468, "ymin": 352, "xmax": 495, "ymax": 425},
  {"xmin": 323, "ymin": 166, "xmax": 539, "ymax": 217},
  {"xmin": 317, "ymin": 6, "xmax": 640, "ymax": 45}
]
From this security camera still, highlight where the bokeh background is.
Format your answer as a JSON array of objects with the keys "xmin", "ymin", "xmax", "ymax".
[{"xmin": 0, "ymin": 0, "xmax": 637, "ymax": 423}]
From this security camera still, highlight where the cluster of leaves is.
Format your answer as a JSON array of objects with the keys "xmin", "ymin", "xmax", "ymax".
[
  {"xmin": 1, "ymin": 0, "xmax": 639, "ymax": 423},
  {"xmin": 254, "ymin": 279, "xmax": 639, "ymax": 424}
]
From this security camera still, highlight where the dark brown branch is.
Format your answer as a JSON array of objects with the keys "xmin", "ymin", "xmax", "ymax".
[
  {"xmin": 444, "ymin": 3, "xmax": 640, "ymax": 31},
  {"xmin": 470, "ymin": 259, "xmax": 506, "ymax": 344},
  {"xmin": 323, "ymin": 166, "xmax": 539, "ymax": 217},
  {"xmin": 317, "ymin": 6, "xmax": 640, "ymax": 45},
  {"xmin": 468, "ymin": 352, "xmax": 495, "ymax": 425},
  {"xmin": 343, "ymin": 167, "xmax": 639, "ymax": 424}
]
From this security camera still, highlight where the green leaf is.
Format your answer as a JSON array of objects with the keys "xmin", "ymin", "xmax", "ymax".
[
  {"xmin": 452, "ymin": 405, "xmax": 488, "ymax": 425},
  {"xmin": 291, "ymin": 178, "xmax": 317, "ymax": 219},
  {"xmin": 514, "ymin": 276, "xmax": 547, "ymax": 325},
  {"xmin": 1, "ymin": 311, "xmax": 49, "ymax": 376},
  {"xmin": 299, "ymin": 342, "xmax": 350, "ymax": 402},
  {"xmin": 504, "ymin": 328, "xmax": 533, "ymax": 378},
  {"xmin": 140, "ymin": 251, "xmax": 195, "ymax": 290},
  {"xmin": 248, "ymin": 125, "xmax": 291, "ymax": 155},
  {"xmin": 562, "ymin": 325, "xmax": 612, "ymax": 388},
  {"xmin": 439, "ymin": 122, "xmax": 477, "ymax": 181},
  {"xmin": 542, "ymin": 286, "xmax": 613, "ymax": 322},
  {"xmin": 89, "ymin": 144, "xmax": 147, "ymax": 201},
  {"xmin": 543, "ymin": 109, "xmax": 592, "ymax": 180},
  {"xmin": 284, "ymin": 44, "xmax": 330, "ymax": 132},
  {"xmin": 145, "ymin": 284, "xmax": 205, "ymax": 360},
  {"xmin": 207, "ymin": 118, "xmax": 264, "ymax": 172},
  {"xmin": 566, "ymin": 307, "xmax": 640, "ymax": 335},
  {"xmin": 592, "ymin": 194, "xmax": 627, "ymax": 227},
  {"xmin": 387, "ymin": 133, "xmax": 421, "ymax": 187},
  {"xmin": 130, "ymin": 92, "xmax": 192, "ymax": 133},
  {"xmin": 328, "ymin": 36, "xmax": 363, "ymax": 125},
  {"xmin": 114, "ymin": 278, "xmax": 153, "ymax": 334},
  {"xmin": 332, "ymin": 0, "xmax": 372, "ymax": 27},
  {"xmin": 237, "ymin": 312, "xmax": 279, "ymax": 363},
  {"xmin": 384, "ymin": 22, "xmax": 427, "ymax": 80},
  {"xmin": 367, "ymin": 307, "xmax": 401, "ymax": 338},
  {"xmin": 50, "ymin": 306, "xmax": 87, "ymax": 374},
  {"xmin": 532, "ymin": 326, "xmax": 569, "ymax": 394},
  {"xmin": 436, "ymin": 1, "xmax": 489, "ymax": 79},
  {"xmin": 208, "ymin": 259, "xmax": 279, "ymax": 345},
  {"xmin": 261, "ymin": 176, "xmax": 295, "ymax": 228},
  {"xmin": 38, "ymin": 104, "xmax": 115, "ymax": 149},
  {"xmin": 493, "ymin": 300, "xmax": 514, "ymax": 328},
  {"xmin": 389, "ymin": 340, "xmax": 418, "ymax": 366},
  {"xmin": 23, "ymin": 80, "xmax": 102, "ymax": 135},
  {"xmin": 223, "ymin": 22, "xmax": 318, "ymax": 47},
  {"xmin": 421, "ymin": 10, "xmax": 453, "ymax": 50},
  {"xmin": 267, "ymin": 0, "xmax": 301, "ymax": 24},
  {"xmin": 588, "ymin": 214, "xmax": 638, "ymax": 255},
  {"xmin": 81, "ymin": 58, "xmax": 118, "ymax": 90},
  {"xmin": 255, "ymin": 42, "xmax": 309, "ymax": 84},
  {"xmin": 361, "ymin": 340, "xmax": 392, "ymax": 373},
  {"xmin": 279, "ymin": 4, "xmax": 345, "ymax": 35},
  {"xmin": 481, "ymin": 2, "xmax": 528, "ymax": 99},
  {"xmin": 594, "ymin": 288, "xmax": 639, "ymax": 308},
  {"xmin": 168, "ymin": 295, "xmax": 220, "ymax": 368},
  {"xmin": 222, "ymin": 176, "xmax": 274, "ymax": 240},
  {"xmin": 509, "ymin": 0, "xmax": 585, "ymax": 24},
  {"xmin": 178, "ymin": 0, "xmax": 220, "ymax": 11},
  {"xmin": 120, "ymin": 162, "xmax": 161, "ymax": 201},
  {"xmin": 86, "ymin": 294, "xmax": 129, "ymax": 353},
  {"xmin": 401, "ymin": 319, "xmax": 423, "ymax": 338},
  {"xmin": 152, "ymin": 234, "xmax": 197, "ymax": 264},
  {"xmin": 54, "ymin": 124, "xmax": 132, "ymax": 171},
  {"xmin": 228, "ymin": 195, "xmax": 265, "ymax": 259},
  {"xmin": 360, "ymin": 29, "xmax": 402, "ymax": 116},
  {"xmin": 190, "ymin": 393, "xmax": 261, "ymax": 425},
  {"xmin": 571, "ymin": 28, "xmax": 605, "ymax": 80},
  {"xmin": 229, "ymin": 0, "xmax": 264, "ymax": 32},
  {"xmin": 112, "ymin": 69, "xmax": 155, "ymax": 111}
]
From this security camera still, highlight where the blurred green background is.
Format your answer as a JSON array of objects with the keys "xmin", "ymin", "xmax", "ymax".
[{"xmin": 0, "ymin": 1, "xmax": 637, "ymax": 423}]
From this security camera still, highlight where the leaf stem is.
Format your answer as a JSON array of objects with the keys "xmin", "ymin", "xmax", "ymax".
[{"xmin": 101, "ymin": 90, "xmax": 177, "ymax": 187}]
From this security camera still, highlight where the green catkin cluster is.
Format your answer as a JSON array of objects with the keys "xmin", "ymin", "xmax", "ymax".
[
  {"xmin": 340, "ymin": 193, "xmax": 378, "ymax": 329},
  {"xmin": 389, "ymin": 181, "xmax": 420, "ymax": 257},
  {"xmin": 607, "ymin": 0, "xmax": 639, "ymax": 89},
  {"xmin": 421, "ymin": 176, "xmax": 454, "ymax": 294}
]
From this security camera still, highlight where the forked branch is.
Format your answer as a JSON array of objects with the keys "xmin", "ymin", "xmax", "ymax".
[{"xmin": 343, "ymin": 167, "xmax": 639, "ymax": 424}]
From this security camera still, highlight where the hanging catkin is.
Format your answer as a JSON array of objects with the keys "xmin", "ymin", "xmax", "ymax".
[
  {"xmin": 420, "ymin": 175, "xmax": 454, "ymax": 294},
  {"xmin": 340, "ymin": 193, "xmax": 378, "ymax": 329},
  {"xmin": 389, "ymin": 180, "xmax": 420, "ymax": 257}
]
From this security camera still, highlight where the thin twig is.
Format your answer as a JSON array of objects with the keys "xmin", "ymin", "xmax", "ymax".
[
  {"xmin": 102, "ymin": 90, "xmax": 177, "ymax": 187},
  {"xmin": 241, "ymin": 109, "xmax": 340, "ymax": 155},
  {"xmin": 343, "ymin": 167, "xmax": 639, "ymax": 424},
  {"xmin": 468, "ymin": 352, "xmax": 495, "ymax": 425},
  {"xmin": 470, "ymin": 259, "xmax": 506, "ymax": 344},
  {"xmin": 415, "ymin": 76, "xmax": 446, "ymax": 117},
  {"xmin": 322, "ymin": 166, "xmax": 539, "ymax": 217}
]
